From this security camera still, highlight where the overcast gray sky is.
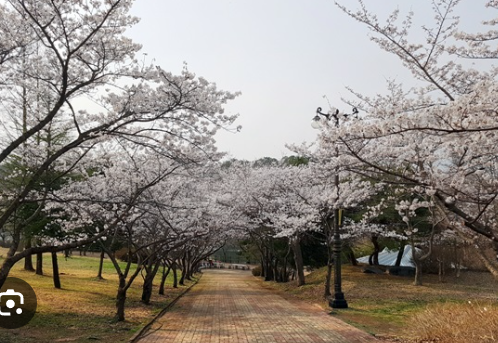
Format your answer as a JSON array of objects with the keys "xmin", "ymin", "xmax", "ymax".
[{"xmin": 127, "ymin": 0, "xmax": 490, "ymax": 161}]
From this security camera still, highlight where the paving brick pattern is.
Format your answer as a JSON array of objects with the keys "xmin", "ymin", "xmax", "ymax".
[{"xmin": 136, "ymin": 269, "xmax": 380, "ymax": 343}]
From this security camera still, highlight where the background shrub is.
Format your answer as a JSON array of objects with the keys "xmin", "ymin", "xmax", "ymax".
[{"xmin": 251, "ymin": 265, "xmax": 262, "ymax": 276}]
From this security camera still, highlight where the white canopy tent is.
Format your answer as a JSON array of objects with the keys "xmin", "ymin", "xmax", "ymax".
[{"xmin": 357, "ymin": 245, "xmax": 418, "ymax": 268}]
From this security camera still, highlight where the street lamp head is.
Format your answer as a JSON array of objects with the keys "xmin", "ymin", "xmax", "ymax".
[
  {"xmin": 312, "ymin": 106, "xmax": 359, "ymax": 129},
  {"xmin": 311, "ymin": 107, "xmax": 334, "ymax": 129},
  {"xmin": 316, "ymin": 107, "xmax": 335, "ymax": 120},
  {"xmin": 311, "ymin": 115, "xmax": 323, "ymax": 129}
]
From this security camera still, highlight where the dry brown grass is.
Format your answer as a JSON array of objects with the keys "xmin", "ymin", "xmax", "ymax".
[
  {"xmin": 257, "ymin": 265, "xmax": 498, "ymax": 342},
  {"xmin": 412, "ymin": 301, "xmax": 498, "ymax": 343}
]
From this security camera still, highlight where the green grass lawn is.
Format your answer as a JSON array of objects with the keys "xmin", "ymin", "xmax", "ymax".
[
  {"xmin": 0, "ymin": 249, "xmax": 196, "ymax": 343},
  {"xmin": 256, "ymin": 265, "xmax": 498, "ymax": 342}
]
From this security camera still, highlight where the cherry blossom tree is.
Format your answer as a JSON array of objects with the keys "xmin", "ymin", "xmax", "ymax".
[
  {"xmin": 316, "ymin": 0, "xmax": 498, "ymax": 277},
  {"xmin": 215, "ymin": 163, "xmax": 278, "ymax": 280},
  {"xmin": 217, "ymin": 160, "xmax": 378, "ymax": 291},
  {"xmin": 43, "ymin": 145, "xmax": 240, "ymax": 320},
  {"xmin": 0, "ymin": 0, "xmax": 239, "ymax": 288}
]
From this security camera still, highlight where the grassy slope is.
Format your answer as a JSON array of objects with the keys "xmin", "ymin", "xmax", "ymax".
[
  {"xmin": 257, "ymin": 265, "xmax": 498, "ymax": 341},
  {"xmin": 0, "ymin": 248, "xmax": 196, "ymax": 343}
]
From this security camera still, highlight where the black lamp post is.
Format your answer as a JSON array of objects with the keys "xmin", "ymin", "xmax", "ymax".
[{"xmin": 312, "ymin": 106, "xmax": 357, "ymax": 309}]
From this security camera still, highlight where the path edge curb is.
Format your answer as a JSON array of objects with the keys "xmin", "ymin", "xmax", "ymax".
[{"xmin": 128, "ymin": 273, "xmax": 203, "ymax": 343}]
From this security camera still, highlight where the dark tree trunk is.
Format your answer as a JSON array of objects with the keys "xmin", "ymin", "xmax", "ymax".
[
  {"xmin": 266, "ymin": 259, "xmax": 274, "ymax": 281},
  {"xmin": 106, "ymin": 246, "xmax": 143, "ymax": 323},
  {"xmin": 264, "ymin": 260, "xmax": 273, "ymax": 281},
  {"xmin": 395, "ymin": 243, "xmax": 405, "ymax": 267},
  {"xmin": 179, "ymin": 256, "xmax": 187, "ymax": 286},
  {"xmin": 159, "ymin": 264, "xmax": 171, "ymax": 295},
  {"xmin": 24, "ymin": 256, "xmax": 34, "ymax": 271},
  {"xmin": 115, "ymin": 275, "xmax": 127, "ymax": 322},
  {"xmin": 97, "ymin": 249, "xmax": 105, "ymax": 280},
  {"xmin": 24, "ymin": 240, "xmax": 35, "ymax": 271},
  {"xmin": 185, "ymin": 264, "xmax": 192, "ymax": 281},
  {"xmin": 264, "ymin": 249, "xmax": 274, "ymax": 281},
  {"xmin": 141, "ymin": 278, "xmax": 153, "ymax": 305},
  {"xmin": 51, "ymin": 251, "xmax": 61, "ymax": 289},
  {"xmin": 179, "ymin": 270, "xmax": 186, "ymax": 285},
  {"xmin": 172, "ymin": 263, "xmax": 178, "ymax": 288},
  {"xmin": 36, "ymin": 252, "xmax": 43, "ymax": 275},
  {"xmin": 369, "ymin": 235, "xmax": 380, "ymax": 265},
  {"xmin": 291, "ymin": 238, "xmax": 305, "ymax": 286},
  {"xmin": 0, "ymin": 228, "xmax": 109, "ymax": 289},
  {"xmin": 190, "ymin": 260, "xmax": 200, "ymax": 277},
  {"xmin": 142, "ymin": 262, "xmax": 161, "ymax": 304},
  {"xmin": 274, "ymin": 258, "xmax": 280, "ymax": 282},
  {"xmin": 343, "ymin": 244, "xmax": 357, "ymax": 266},
  {"xmin": 185, "ymin": 251, "xmax": 192, "ymax": 281},
  {"xmin": 281, "ymin": 263, "xmax": 287, "ymax": 282}
]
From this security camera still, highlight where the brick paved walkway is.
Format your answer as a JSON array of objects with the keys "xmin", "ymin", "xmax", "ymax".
[{"xmin": 135, "ymin": 269, "xmax": 380, "ymax": 343}]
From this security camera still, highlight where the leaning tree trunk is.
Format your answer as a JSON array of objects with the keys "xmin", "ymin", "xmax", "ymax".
[
  {"xmin": 36, "ymin": 252, "xmax": 43, "ymax": 275},
  {"xmin": 51, "ymin": 251, "xmax": 61, "ymax": 289},
  {"xmin": 395, "ymin": 243, "xmax": 405, "ymax": 267},
  {"xmin": 190, "ymin": 260, "xmax": 201, "ymax": 277},
  {"xmin": 368, "ymin": 235, "xmax": 380, "ymax": 265},
  {"xmin": 97, "ymin": 249, "xmax": 105, "ymax": 280},
  {"xmin": 291, "ymin": 238, "xmax": 305, "ymax": 286},
  {"xmin": 159, "ymin": 264, "xmax": 171, "ymax": 295}
]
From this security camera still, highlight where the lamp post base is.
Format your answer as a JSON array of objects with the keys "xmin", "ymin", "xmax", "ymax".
[{"xmin": 329, "ymin": 293, "xmax": 348, "ymax": 309}]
